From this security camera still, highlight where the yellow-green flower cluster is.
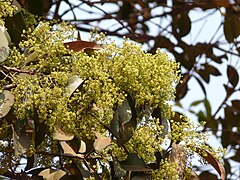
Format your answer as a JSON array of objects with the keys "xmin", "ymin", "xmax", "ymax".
[
  {"xmin": 169, "ymin": 115, "xmax": 208, "ymax": 146},
  {"xmin": 152, "ymin": 158, "xmax": 179, "ymax": 180},
  {"xmin": 13, "ymin": 72, "xmax": 76, "ymax": 133},
  {"xmin": 99, "ymin": 40, "xmax": 180, "ymax": 110},
  {"xmin": 0, "ymin": 0, "xmax": 17, "ymax": 19},
  {"xmin": 5, "ymin": 21, "xmax": 184, "ymax": 178},
  {"xmin": 18, "ymin": 22, "xmax": 75, "ymax": 72},
  {"xmin": 8, "ymin": 21, "xmax": 180, "ymax": 138},
  {"xmin": 126, "ymin": 119, "xmax": 164, "ymax": 163}
]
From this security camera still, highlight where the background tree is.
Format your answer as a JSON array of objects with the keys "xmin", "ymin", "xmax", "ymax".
[
  {"xmin": 26, "ymin": 0, "xmax": 239, "ymax": 179},
  {"xmin": 0, "ymin": 0, "xmax": 239, "ymax": 179}
]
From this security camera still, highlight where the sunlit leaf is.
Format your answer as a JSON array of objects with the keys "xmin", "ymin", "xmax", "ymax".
[
  {"xmin": 47, "ymin": 170, "xmax": 66, "ymax": 180},
  {"xmin": 39, "ymin": 168, "xmax": 51, "ymax": 179},
  {"xmin": 0, "ymin": 26, "xmax": 9, "ymax": 63},
  {"xmin": 190, "ymin": 99, "xmax": 204, "ymax": 107},
  {"xmin": 79, "ymin": 140, "xmax": 86, "ymax": 153},
  {"xmin": 64, "ymin": 75, "xmax": 84, "ymax": 97},
  {"xmin": 39, "ymin": 168, "xmax": 66, "ymax": 180},
  {"xmin": 203, "ymin": 98, "xmax": 212, "ymax": 119},
  {"xmin": 53, "ymin": 127, "xmax": 74, "ymax": 141},
  {"xmin": 93, "ymin": 132, "xmax": 111, "ymax": 151},
  {"xmin": 60, "ymin": 141, "xmax": 84, "ymax": 158},
  {"xmin": 0, "ymin": 90, "xmax": 14, "ymax": 118}
]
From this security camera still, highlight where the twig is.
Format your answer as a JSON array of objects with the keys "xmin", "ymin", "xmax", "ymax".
[
  {"xmin": 4, "ymin": 84, "xmax": 17, "ymax": 90},
  {"xmin": 0, "ymin": 65, "xmax": 35, "ymax": 75}
]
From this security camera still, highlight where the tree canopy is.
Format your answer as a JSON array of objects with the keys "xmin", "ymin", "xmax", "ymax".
[{"xmin": 1, "ymin": 0, "xmax": 240, "ymax": 179}]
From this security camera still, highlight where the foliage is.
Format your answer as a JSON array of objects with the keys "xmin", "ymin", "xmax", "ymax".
[
  {"xmin": 15, "ymin": 0, "xmax": 240, "ymax": 179},
  {"xmin": 0, "ymin": 0, "xmax": 231, "ymax": 179}
]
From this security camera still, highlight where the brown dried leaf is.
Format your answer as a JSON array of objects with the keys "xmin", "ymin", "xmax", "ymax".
[
  {"xmin": 48, "ymin": 170, "xmax": 66, "ymax": 180},
  {"xmin": 196, "ymin": 148, "xmax": 225, "ymax": 180},
  {"xmin": 39, "ymin": 169, "xmax": 66, "ymax": 180},
  {"xmin": 60, "ymin": 141, "xmax": 84, "ymax": 158},
  {"xmin": 53, "ymin": 128, "xmax": 74, "ymax": 141},
  {"xmin": 39, "ymin": 168, "xmax": 51, "ymax": 179},
  {"xmin": 64, "ymin": 40, "xmax": 101, "ymax": 52},
  {"xmin": 94, "ymin": 132, "xmax": 111, "ymax": 151}
]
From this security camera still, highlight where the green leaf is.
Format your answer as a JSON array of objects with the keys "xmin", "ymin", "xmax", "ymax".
[
  {"xmin": 110, "ymin": 94, "xmax": 137, "ymax": 146},
  {"xmin": 203, "ymin": 98, "xmax": 212, "ymax": 120},
  {"xmin": 120, "ymin": 153, "xmax": 150, "ymax": 172},
  {"xmin": 224, "ymin": 9, "xmax": 240, "ymax": 43},
  {"xmin": 190, "ymin": 99, "xmax": 204, "ymax": 107},
  {"xmin": 0, "ymin": 90, "xmax": 14, "ymax": 118},
  {"xmin": 227, "ymin": 65, "xmax": 239, "ymax": 87},
  {"xmin": 0, "ymin": 26, "xmax": 9, "ymax": 63},
  {"xmin": 113, "ymin": 157, "xmax": 126, "ymax": 178},
  {"xmin": 64, "ymin": 75, "xmax": 84, "ymax": 97},
  {"xmin": 4, "ymin": 11, "xmax": 26, "ymax": 44},
  {"xmin": 35, "ymin": 120, "xmax": 47, "ymax": 147},
  {"xmin": 12, "ymin": 125, "xmax": 30, "ymax": 156}
]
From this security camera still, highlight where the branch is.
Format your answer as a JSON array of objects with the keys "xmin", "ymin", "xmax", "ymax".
[
  {"xmin": 0, "ymin": 65, "xmax": 35, "ymax": 75},
  {"xmin": 3, "ymin": 84, "xmax": 17, "ymax": 90}
]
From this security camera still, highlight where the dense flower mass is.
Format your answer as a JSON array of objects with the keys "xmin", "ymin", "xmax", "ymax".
[
  {"xmin": 0, "ymin": 0, "xmax": 17, "ymax": 19},
  {"xmin": 0, "ymin": 3, "xmax": 225, "ymax": 179},
  {"xmin": 7, "ymin": 22, "xmax": 180, "ymax": 138}
]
